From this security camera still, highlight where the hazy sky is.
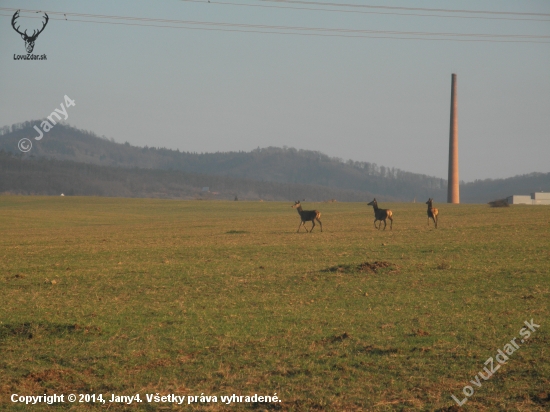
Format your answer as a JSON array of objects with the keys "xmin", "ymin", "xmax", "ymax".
[{"xmin": 1, "ymin": 0, "xmax": 549, "ymax": 181}]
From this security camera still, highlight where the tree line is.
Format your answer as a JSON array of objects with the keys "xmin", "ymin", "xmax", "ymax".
[{"xmin": 0, "ymin": 151, "xmax": 385, "ymax": 202}]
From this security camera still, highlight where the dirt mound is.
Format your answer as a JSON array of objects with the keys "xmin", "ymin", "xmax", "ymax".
[
  {"xmin": 330, "ymin": 332, "xmax": 350, "ymax": 342},
  {"xmin": 320, "ymin": 332, "xmax": 351, "ymax": 345},
  {"xmin": 358, "ymin": 261, "xmax": 393, "ymax": 273},
  {"xmin": 323, "ymin": 261, "xmax": 395, "ymax": 274}
]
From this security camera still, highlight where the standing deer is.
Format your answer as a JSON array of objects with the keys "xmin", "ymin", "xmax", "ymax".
[
  {"xmin": 292, "ymin": 201, "xmax": 322, "ymax": 233},
  {"xmin": 11, "ymin": 10, "xmax": 49, "ymax": 54},
  {"xmin": 426, "ymin": 198, "xmax": 439, "ymax": 228},
  {"xmin": 367, "ymin": 199, "xmax": 393, "ymax": 230}
]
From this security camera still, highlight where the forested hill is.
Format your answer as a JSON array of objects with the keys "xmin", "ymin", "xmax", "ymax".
[
  {"xmin": 460, "ymin": 173, "xmax": 550, "ymax": 203},
  {"xmin": 0, "ymin": 121, "xmax": 446, "ymax": 201},
  {"xmin": 0, "ymin": 152, "xmax": 384, "ymax": 201},
  {"xmin": 2, "ymin": 121, "xmax": 549, "ymax": 203}
]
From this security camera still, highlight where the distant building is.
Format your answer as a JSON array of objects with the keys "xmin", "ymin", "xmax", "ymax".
[
  {"xmin": 532, "ymin": 192, "xmax": 550, "ymax": 205},
  {"xmin": 507, "ymin": 195, "xmax": 531, "ymax": 205},
  {"xmin": 507, "ymin": 192, "xmax": 550, "ymax": 205}
]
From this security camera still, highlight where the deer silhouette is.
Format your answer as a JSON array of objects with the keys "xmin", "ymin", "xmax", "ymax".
[
  {"xmin": 426, "ymin": 198, "xmax": 439, "ymax": 228},
  {"xmin": 367, "ymin": 199, "xmax": 393, "ymax": 230},
  {"xmin": 12, "ymin": 10, "xmax": 49, "ymax": 53},
  {"xmin": 292, "ymin": 201, "xmax": 322, "ymax": 233}
]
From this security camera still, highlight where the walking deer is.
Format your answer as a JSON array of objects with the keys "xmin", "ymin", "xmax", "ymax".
[
  {"xmin": 426, "ymin": 198, "xmax": 438, "ymax": 228},
  {"xmin": 292, "ymin": 201, "xmax": 322, "ymax": 233},
  {"xmin": 367, "ymin": 199, "xmax": 393, "ymax": 230}
]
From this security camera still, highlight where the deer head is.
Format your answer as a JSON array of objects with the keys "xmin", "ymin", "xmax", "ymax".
[
  {"xmin": 292, "ymin": 201, "xmax": 301, "ymax": 208},
  {"xmin": 12, "ymin": 10, "xmax": 49, "ymax": 53},
  {"xmin": 367, "ymin": 198, "xmax": 377, "ymax": 206}
]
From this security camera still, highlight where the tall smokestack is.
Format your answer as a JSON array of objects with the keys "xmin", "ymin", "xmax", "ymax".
[{"xmin": 447, "ymin": 73, "xmax": 459, "ymax": 203}]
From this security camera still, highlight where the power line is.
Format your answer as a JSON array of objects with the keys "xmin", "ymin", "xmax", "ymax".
[
  {"xmin": 253, "ymin": 0, "xmax": 550, "ymax": 17},
  {"xmin": 2, "ymin": 8, "xmax": 549, "ymax": 43},
  {"xmin": 178, "ymin": 0, "xmax": 550, "ymax": 22}
]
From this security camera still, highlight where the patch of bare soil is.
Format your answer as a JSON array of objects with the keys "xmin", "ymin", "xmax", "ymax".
[
  {"xmin": 13, "ymin": 368, "xmax": 90, "ymax": 394},
  {"xmin": 410, "ymin": 329, "xmax": 430, "ymax": 337},
  {"xmin": 533, "ymin": 392, "xmax": 550, "ymax": 405},
  {"xmin": 330, "ymin": 332, "xmax": 350, "ymax": 343},
  {"xmin": 358, "ymin": 261, "xmax": 393, "ymax": 273},
  {"xmin": 0, "ymin": 323, "xmax": 101, "ymax": 341},
  {"xmin": 323, "ymin": 261, "xmax": 396, "ymax": 274},
  {"xmin": 361, "ymin": 345, "xmax": 399, "ymax": 355},
  {"xmin": 435, "ymin": 405, "xmax": 461, "ymax": 412},
  {"xmin": 320, "ymin": 332, "xmax": 351, "ymax": 345}
]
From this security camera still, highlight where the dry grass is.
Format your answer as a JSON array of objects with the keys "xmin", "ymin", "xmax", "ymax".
[{"xmin": 0, "ymin": 197, "xmax": 549, "ymax": 411}]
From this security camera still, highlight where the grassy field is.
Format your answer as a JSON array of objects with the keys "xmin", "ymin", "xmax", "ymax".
[{"xmin": 1, "ymin": 196, "xmax": 548, "ymax": 411}]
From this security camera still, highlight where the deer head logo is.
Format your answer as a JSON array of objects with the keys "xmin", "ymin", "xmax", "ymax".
[{"xmin": 11, "ymin": 10, "xmax": 49, "ymax": 54}]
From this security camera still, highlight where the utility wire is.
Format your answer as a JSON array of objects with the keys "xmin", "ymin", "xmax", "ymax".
[
  {"xmin": 253, "ymin": 0, "xmax": 550, "ymax": 17},
  {"xmin": 178, "ymin": 0, "xmax": 550, "ymax": 22},
  {"xmin": 2, "ymin": 8, "xmax": 549, "ymax": 43}
]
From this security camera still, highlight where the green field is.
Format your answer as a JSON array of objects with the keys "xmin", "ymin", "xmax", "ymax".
[{"xmin": 1, "ymin": 196, "xmax": 549, "ymax": 411}]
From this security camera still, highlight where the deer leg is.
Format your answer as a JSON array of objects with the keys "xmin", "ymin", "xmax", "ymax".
[
  {"xmin": 310, "ymin": 220, "xmax": 315, "ymax": 232},
  {"xmin": 383, "ymin": 219, "xmax": 387, "ymax": 230},
  {"xmin": 389, "ymin": 216, "xmax": 393, "ymax": 230},
  {"xmin": 316, "ymin": 218, "xmax": 323, "ymax": 232},
  {"xmin": 435, "ymin": 216, "xmax": 438, "ymax": 229},
  {"xmin": 297, "ymin": 221, "xmax": 303, "ymax": 233}
]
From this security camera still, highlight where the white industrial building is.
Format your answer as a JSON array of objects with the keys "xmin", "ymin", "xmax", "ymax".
[
  {"xmin": 507, "ymin": 192, "xmax": 550, "ymax": 205},
  {"xmin": 532, "ymin": 192, "xmax": 550, "ymax": 205},
  {"xmin": 507, "ymin": 195, "xmax": 532, "ymax": 205}
]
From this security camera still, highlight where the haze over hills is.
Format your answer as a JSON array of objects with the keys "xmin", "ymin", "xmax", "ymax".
[{"xmin": 1, "ymin": 121, "xmax": 549, "ymax": 202}]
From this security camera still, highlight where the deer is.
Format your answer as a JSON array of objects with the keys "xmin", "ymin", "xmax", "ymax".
[
  {"xmin": 367, "ymin": 198, "xmax": 393, "ymax": 230},
  {"xmin": 426, "ymin": 198, "xmax": 439, "ymax": 228},
  {"xmin": 12, "ymin": 10, "xmax": 49, "ymax": 54},
  {"xmin": 292, "ymin": 201, "xmax": 322, "ymax": 233}
]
